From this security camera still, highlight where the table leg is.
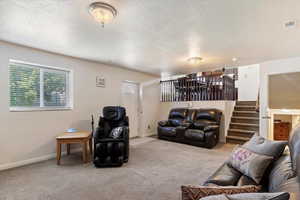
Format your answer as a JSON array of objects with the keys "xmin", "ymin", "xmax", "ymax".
[
  {"xmin": 89, "ymin": 137, "xmax": 93, "ymax": 156},
  {"xmin": 82, "ymin": 141, "xmax": 87, "ymax": 163},
  {"xmin": 67, "ymin": 144, "xmax": 71, "ymax": 155},
  {"xmin": 57, "ymin": 141, "xmax": 61, "ymax": 165}
]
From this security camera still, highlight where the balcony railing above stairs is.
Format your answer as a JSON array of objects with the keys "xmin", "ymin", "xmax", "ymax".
[{"xmin": 160, "ymin": 75, "xmax": 238, "ymax": 102}]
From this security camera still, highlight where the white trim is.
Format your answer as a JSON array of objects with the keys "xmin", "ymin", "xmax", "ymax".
[
  {"xmin": 40, "ymin": 68, "xmax": 45, "ymax": 107},
  {"xmin": 9, "ymin": 59, "xmax": 71, "ymax": 72},
  {"xmin": 0, "ymin": 148, "xmax": 82, "ymax": 171},
  {"xmin": 9, "ymin": 107, "xmax": 72, "ymax": 112}
]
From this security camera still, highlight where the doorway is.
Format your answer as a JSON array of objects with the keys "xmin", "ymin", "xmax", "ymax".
[
  {"xmin": 267, "ymin": 72, "xmax": 300, "ymax": 139},
  {"xmin": 121, "ymin": 81, "xmax": 140, "ymax": 138}
]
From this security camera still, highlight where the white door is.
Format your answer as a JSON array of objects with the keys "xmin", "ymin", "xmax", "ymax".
[{"xmin": 121, "ymin": 81, "xmax": 140, "ymax": 138}]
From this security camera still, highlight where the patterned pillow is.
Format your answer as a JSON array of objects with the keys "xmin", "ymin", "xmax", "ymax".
[
  {"xmin": 228, "ymin": 146, "xmax": 273, "ymax": 184},
  {"xmin": 181, "ymin": 185, "xmax": 261, "ymax": 200},
  {"xmin": 109, "ymin": 127, "xmax": 123, "ymax": 139}
]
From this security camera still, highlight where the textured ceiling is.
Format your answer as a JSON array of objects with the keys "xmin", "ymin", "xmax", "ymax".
[{"xmin": 1, "ymin": 0, "xmax": 300, "ymax": 75}]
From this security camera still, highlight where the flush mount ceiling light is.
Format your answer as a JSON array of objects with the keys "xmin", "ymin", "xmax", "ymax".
[
  {"xmin": 187, "ymin": 57, "xmax": 203, "ymax": 65},
  {"xmin": 89, "ymin": 2, "xmax": 117, "ymax": 27},
  {"xmin": 232, "ymin": 57, "xmax": 237, "ymax": 62}
]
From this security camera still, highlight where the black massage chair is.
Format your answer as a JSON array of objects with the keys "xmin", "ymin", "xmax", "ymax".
[{"xmin": 93, "ymin": 106, "xmax": 129, "ymax": 167}]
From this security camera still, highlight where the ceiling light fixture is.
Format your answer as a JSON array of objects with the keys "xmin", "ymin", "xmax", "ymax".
[
  {"xmin": 89, "ymin": 2, "xmax": 117, "ymax": 27},
  {"xmin": 188, "ymin": 57, "xmax": 203, "ymax": 65},
  {"xmin": 232, "ymin": 57, "xmax": 237, "ymax": 62}
]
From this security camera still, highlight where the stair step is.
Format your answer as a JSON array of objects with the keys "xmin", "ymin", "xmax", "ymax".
[
  {"xmin": 233, "ymin": 111, "xmax": 259, "ymax": 117},
  {"xmin": 234, "ymin": 106, "xmax": 257, "ymax": 111},
  {"xmin": 228, "ymin": 128, "xmax": 256, "ymax": 138},
  {"xmin": 236, "ymin": 101, "xmax": 257, "ymax": 106},
  {"xmin": 226, "ymin": 135, "xmax": 250, "ymax": 144},
  {"xmin": 230, "ymin": 122, "xmax": 259, "ymax": 132},
  {"xmin": 231, "ymin": 116, "xmax": 259, "ymax": 124}
]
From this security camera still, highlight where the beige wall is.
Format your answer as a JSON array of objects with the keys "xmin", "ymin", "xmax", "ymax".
[
  {"xmin": 140, "ymin": 79, "xmax": 161, "ymax": 137},
  {"xmin": 159, "ymin": 101, "xmax": 235, "ymax": 143},
  {"xmin": 0, "ymin": 41, "xmax": 158, "ymax": 169}
]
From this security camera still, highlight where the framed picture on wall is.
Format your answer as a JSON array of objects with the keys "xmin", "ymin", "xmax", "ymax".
[{"xmin": 96, "ymin": 76, "xmax": 105, "ymax": 87}]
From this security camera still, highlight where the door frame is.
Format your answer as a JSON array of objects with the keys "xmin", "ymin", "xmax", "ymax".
[{"xmin": 121, "ymin": 80, "xmax": 142, "ymax": 138}]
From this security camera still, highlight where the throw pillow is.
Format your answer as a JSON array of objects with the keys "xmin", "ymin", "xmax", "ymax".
[
  {"xmin": 181, "ymin": 185, "xmax": 261, "ymax": 200},
  {"xmin": 242, "ymin": 135, "xmax": 287, "ymax": 159},
  {"xmin": 228, "ymin": 146, "xmax": 273, "ymax": 184},
  {"xmin": 226, "ymin": 192, "xmax": 290, "ymax": 200},
  {"xmin": 109, "ymin": 127, "xmax": 123, "ymax": 139}
]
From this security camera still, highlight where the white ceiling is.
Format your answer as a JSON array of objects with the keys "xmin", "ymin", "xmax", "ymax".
[{"xmin": 1, "ymin": 0, "xmax": 300, "ymax": 76}]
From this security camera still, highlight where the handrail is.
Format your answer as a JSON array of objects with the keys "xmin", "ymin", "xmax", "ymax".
[{"xmin": 160, "ymin": 75, "xmax": 237, "ymax": 102}]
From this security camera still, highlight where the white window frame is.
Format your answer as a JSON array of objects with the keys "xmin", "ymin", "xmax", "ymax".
[{"xmin": 9, "ymin": 59, "xmax": 74, "ymax": 112}]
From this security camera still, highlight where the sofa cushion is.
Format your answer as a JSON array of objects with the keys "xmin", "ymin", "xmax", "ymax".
[
  {"xmin": 158, "ymin": 126, "xmax": 176, "ymax": 137},
  {"xmin": 201, "ymin": 192, "xmax": 290, "ymax": 200},
  {"xmin": 169, "ymin": 108, "xmax": 188, "ymax": 119},
  {"xmin": 204, "ymin": 125, "xmax": 220, "ymax": 132},
  {"xmin": 236, "ymin": 175, "xmax": 257, "ymax": 186},
  {"xmin": 194, "ymin": 109, "xmax": 221, "ymax": 121},
  {"xmin": 226, "ymin": 192, "xmax": 290, "ymax": 200},
  {"xmin": 228, "ymin": 146, "xmax": 273, "ymax": 184},
  {"xmin": 185, "ymin": 129, "xmax": 205, "ymax": 141},
  {"xmin": 204, "ymin": 163, "xmax": 242, "ymax": 186},
  {"xmin": 243, "ymin": 135, "xmax": 287, "ymax": 159},
  {"xmin": 193, "ymin": 120, "xmax": 217, "ymax": 130},
  {"xmin": 181, "ymin": 185, "xmax": 261, "ymax": 200},
  {"xmin": 268, "ymin": 151, "xmax": 295, "ymax": 192},
  {"xmin": 169, "ymin": 119, "xmax": 184, "ymax": 127}
]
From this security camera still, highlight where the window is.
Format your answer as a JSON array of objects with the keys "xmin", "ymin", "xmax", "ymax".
[{"xmin": 9, "ymin": 60, "xmax": 72, "ymax": 111}]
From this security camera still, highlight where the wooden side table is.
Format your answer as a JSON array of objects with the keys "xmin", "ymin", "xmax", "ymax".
[{"xmin": 56, "ymin": 131, "xmax": 92, "ymax": 165}]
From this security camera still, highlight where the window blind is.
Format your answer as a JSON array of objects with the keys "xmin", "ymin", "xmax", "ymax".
[{"xmin": 9, "ymin": 61, "xmax": 71, "ymax": 110}]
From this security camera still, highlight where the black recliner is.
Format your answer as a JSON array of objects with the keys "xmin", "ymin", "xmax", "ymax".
[
  {"xmin": 93, "ymin": 106, "xmax": 129, "ymax": 167},
  {"xmin": 157, "ymin": 108, "xmax": 190, "ymax": 138},
  {"xmin": 158, "ymin": 108, "xmax": 222, "ymax": 148}
]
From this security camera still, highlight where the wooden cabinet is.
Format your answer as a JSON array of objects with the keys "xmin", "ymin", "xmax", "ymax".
[{"xmin": 274, "ymin": 122, "xmax": 290, "ymax": 141}]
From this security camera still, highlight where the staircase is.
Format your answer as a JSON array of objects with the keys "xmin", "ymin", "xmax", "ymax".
[{"xmin": 226, "ymin": 101, "xmax": 259, "ymax": 144}]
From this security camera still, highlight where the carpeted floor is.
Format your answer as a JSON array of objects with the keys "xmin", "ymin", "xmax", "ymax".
[{"xmin": 0, "ymin": 138, "xmax": 235, "ymax": 200}]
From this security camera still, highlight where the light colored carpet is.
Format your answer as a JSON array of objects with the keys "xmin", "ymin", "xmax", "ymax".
[{"xmin": 0, "ymin": 138, "xmax": 235, "ymax": 200}]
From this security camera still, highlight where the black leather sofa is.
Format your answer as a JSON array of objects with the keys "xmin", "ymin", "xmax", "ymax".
[
  {"xmin": 93, "ymin": 106, "xmax": 129, "ymax": 167},
  {"xmin": 203, "ymin": 126, "xmax": 300, "ymax": 199},
  {"xmin": 157, "ymin": 108, "xmax": 222, "ymax": 148}
]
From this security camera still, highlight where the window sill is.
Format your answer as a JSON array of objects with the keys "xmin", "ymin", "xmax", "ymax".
[{"xmin": 9, "ymin": 107, "xmax": 73, "ymax": 112}]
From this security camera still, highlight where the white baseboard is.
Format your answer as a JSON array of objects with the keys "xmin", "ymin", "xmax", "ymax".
[{"xmin": 0, "ymin": 148, "xmax": 81, "ymax": 171}]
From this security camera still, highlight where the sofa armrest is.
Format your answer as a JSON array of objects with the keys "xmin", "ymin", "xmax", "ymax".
[
  {"xmin": 204, "ymin": 131, "xmax": 218, "ymax": 148},
  {"xmin": 204, "ymin": 163, "xmax": 242, "ymax": 186},
  {"xmin": 158, "ymin": 120, "xmax": 170, "ymax": 127},
  {"xmin": 204, "ymin": 125, "xmax": 219, "ymax": 132}
]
